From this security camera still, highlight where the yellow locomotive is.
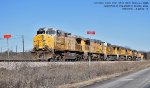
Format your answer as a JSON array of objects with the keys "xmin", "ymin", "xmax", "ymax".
[
  {"xmin": 32, "ymin": 27, "xmax": 144, "ymax": 61},
  {"xmin": 105, "ymin": 44, "xmax": 128, "ymax": 61}
]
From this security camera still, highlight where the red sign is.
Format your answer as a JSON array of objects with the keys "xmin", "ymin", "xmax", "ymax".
[
  {"xmin": 87, "ymin": 31, "xmax": 96, "ymax": 35},
  {"xmin": 3, "ymin": 34, "xmax": 12, "ymax": 39}
]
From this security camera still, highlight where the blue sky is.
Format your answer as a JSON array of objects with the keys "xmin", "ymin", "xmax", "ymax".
[{"xmin": 0, "ymin": 0, "xmax": 149, "ymax": 52}]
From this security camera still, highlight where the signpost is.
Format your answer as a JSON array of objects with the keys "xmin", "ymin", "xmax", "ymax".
[
  {"xmin": 87, "ymin": 30, "xmax": 95, "ymax": 78},
  {"xmin": 87, "ymin": 31, "xmax": 96, "ymax": 66},
  {"xmin": 0, "ymin": 38, "xmax": 2, "ymax": 53},
  {"xmin": 87, "ymin": 31, "xmax": 96, "ymax": 35},
  {"xmin": 3, "ymin": 34, "xmax": 12, "ymax": 59}
]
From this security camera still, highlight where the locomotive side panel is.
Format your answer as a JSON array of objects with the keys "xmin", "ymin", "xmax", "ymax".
[
  {"xmin": 54, "ymin": 36, "xmax": 65, "ymax": 51},
  {"xmin": 65, "ymin": 37, "xmax": 76, "ymax": 51}
]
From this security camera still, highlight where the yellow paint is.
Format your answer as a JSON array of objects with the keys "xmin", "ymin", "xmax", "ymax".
[
  {"xmin": 106, "ymin": 46, "xmax": 112, "ymax": 55},
  {"xmin": 81, "ymin": 40, "xmax": 89, "ymax": 52},
  {"xmin": 137, "ymin": 52, "xmax": 142, "ymax": 58},
  {"xmin": 127, "ymin": 50, "xmax": 133, "ymax": 56},
  {"xmin": 120, "ymin": 48, "xmax": 126, "ymax": 56},
  {"xmin": 106, "ymin": 46, "xmax": 118, "ymax": 55},
  {"xmin": 99, "ymin": 44, "xmax": 104, "ymax": 54},
  {"xmin": 81, "ymin": 40, "xmax": 85, "ymax": 51},
  {"xmin": 55, "ymin": 36, "xmax": 65, "ymax": 50},
  {"xmin": 33, "ymin": 34, "xmax": 54, "ymax": 50},
  {"xmin": 103, "ymin": 45, "xmax": 107, "ymax": 55},
  {"xmin": 113, "ymin": 47, "xmax": 118, "ymax": 55}
]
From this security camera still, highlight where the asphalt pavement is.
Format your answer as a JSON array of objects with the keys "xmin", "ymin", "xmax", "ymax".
[{"xmin": 83, "ymin": 67, "xmax": 150, "ymax": 88}]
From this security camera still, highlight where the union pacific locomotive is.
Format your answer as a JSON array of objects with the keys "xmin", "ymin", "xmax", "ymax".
[{"xmin": 32, "ymin": 27, "xmax": 144, "ymax": 61}]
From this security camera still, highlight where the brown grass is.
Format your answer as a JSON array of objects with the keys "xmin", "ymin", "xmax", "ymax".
[
  {"xmin": 0, "ymin": 52, "xmax": 32, "ymax": 60},
  {"xmin": 0, "ymin": 61, "xmax": 150, "ymax": 88}
]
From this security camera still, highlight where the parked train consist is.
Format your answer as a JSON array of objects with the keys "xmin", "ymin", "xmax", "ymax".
[{"xmin": 32, "ymin": 27, "xmax": 144, "ymax": 61}]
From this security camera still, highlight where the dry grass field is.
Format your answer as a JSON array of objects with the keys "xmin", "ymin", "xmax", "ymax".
[
  {"xmin": 0, "ymin": 61, "xmax": 150, "ymax": 88},
  {"xmin": 0, "ymin": 52, "xmax": 32, "ymax": 60}
]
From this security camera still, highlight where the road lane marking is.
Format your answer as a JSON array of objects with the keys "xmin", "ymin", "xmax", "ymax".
[{"xmin": 120, "ymin": 78, "xmax": 134, "ymax": 81}]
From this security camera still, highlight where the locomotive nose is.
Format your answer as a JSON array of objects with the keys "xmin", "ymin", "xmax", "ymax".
[{"xmin": 33, "ymin": 34, "xmax": 46, "ymax": 50}]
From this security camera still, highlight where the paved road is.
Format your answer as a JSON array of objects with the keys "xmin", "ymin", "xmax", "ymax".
[{"xmin": 83, "ymin": 67, "xmax": 150, "ymax": 88}]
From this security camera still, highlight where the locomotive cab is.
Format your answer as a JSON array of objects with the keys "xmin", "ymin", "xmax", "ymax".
[{"xmin": 33, "ymin": 28, "xmax": 56, "ymax": 51}]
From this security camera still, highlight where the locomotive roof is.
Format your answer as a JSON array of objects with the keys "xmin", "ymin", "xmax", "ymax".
[
  {"xmin": 107, "ymin": 44, "xmax": 129, "ymax": 49},
  {"xmin": 38, "ymin": 27, "xmax": 57, "ymax": 31}
]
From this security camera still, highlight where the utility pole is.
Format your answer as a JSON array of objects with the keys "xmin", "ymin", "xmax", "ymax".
[
  {"xmin": 22, "ymin": 35, "xmax": 25, "ymax": 56},
  {"xmin": 0, "ymin": 38, "xmax": 2, "ymax": 53},
  {"xmin": 1, "ymin": 47, "xmax": 3, "ymax": 53},
  {"xmin": 16, "ymin": 45, "xmax": 17, "ymax": 54}
]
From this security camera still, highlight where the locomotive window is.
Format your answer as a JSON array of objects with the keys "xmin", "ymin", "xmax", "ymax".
[
  {"xmin": 76, "ymin": 38, "xmax": 81, "ymax": 44},
  {"xmin": 46, "ymin": 29, "xmax": 56, "ymax": 35},
  {"xmin": 57, "ymin": 30, "xmax": 61, "ymax": 36},
  {"xmin": 37, "ymin": 30, "xmax": 45, "ymax": 34},
  {"xmin": 85, "ymin": 40, "xmax": 90, "ymax": 45}
]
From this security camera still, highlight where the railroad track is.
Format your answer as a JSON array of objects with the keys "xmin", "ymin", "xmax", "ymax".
[
  {"xmin": 0, "ymin": 59, "xmax": 78, "ymax": 62},
  {"xmin": 0, "ymin": 60, "xmax": 47, "ymax": 62},
  {"xmin": 0, "ymin": 59, "xmax": 136, "ymax": 62},
  {"xmin": 0, "ymin": 58, "xmax": 89, "ymax": 62}
]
